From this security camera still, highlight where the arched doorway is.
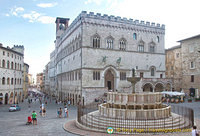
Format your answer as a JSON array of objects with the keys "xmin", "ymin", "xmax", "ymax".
[
  {"xmin": 143, "ymin": 83, "xmax": 153, "ymax": 92},
  {"xmin": 4, "ymin": 93, "xmax": 8, "ymax": 104},
  {"xmin": 155, "ymin": 83, "xmax": 164, "ymax": 92},
  {"xmin": 105, "ymin": 69, "xmax": 114, "ymax": 91},
  {"xmin": 0, "ymin": 93, "xmax": 3, "ymax": 104},
  {"xmin": 9, "ymin": 92, "xmax": 14, "ymax": 104},
  {"xmin": 14, "ymin": 92, "xmax": 18, "ymax": 104}
]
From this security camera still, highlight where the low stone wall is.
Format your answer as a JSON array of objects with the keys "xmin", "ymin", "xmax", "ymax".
[
  {"xmin": 82, "ymin": 87, "xmax": 107, "ymax": 105},
  {"xmin": 99, "ymin": 103, "xmax": 171, "ymax": 119},
  {"xmin": 107, "ymin": 92, "xmax": 163, "ymax": 105}
]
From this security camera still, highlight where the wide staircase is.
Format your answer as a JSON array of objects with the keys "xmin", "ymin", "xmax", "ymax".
[{"xmin": 76, "ymin": 111, "xmax": 191, "ymax": 134}]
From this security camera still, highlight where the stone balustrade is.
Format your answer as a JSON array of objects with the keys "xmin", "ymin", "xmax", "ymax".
[
  {"xmin": 99, "ymin": 103, "xmax": 171, "ymax": 119},
  {"xmin": 107, "ymin": 92, "xmax": 163, "ymax": 105}
]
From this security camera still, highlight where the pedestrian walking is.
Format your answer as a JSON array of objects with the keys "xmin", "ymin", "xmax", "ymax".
[
  {"xmin": 59, "ymin": 107, "xmax": 62, "ymax": 118},
  {"xmin": 64, "ymin": 106, "xmax": 68, "ymax": 118},
  {"xmin": 42, "ymin": 108, "xmax": 46, "ymax": 117},
  {"xmin": 32, "ymin": 111, "xmax": 37, "ymax": 125},
  {"xmin": 68, "ymin": 99, "xmax": 71, "ymax": 107},
  {"xmin": 39, "ymin": 106, "xmax": 42, "ymax": 116}
]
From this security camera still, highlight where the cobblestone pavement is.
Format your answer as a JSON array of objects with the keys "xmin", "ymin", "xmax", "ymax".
[
  {"xmin": 0, "ymin": 98, "xmax": 78, "ymax": 136},
  {"xmin": 1, "ymin": 99, "xmax": 200, "ymax": 136}
]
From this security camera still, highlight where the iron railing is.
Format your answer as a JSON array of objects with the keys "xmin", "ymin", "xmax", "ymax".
[{"xmin": 77, "ymin": 104, "xmax": 194, "ymax": 134}]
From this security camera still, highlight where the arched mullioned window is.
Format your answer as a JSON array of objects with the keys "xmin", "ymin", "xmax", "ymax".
[
  {"xmin": 92, "ymin": 34, "xmax": 100, "ymax": 48},
  {"xmin": 133, "ymin": 33, "xmax": 137, "ymax": 40},
  {"xmin": 15, "ymin": 78, "xmax": 16, "ymax": 85},
  {"xmin": 2, "ymin": 77, "xmax": 5, "ymax": 85},
  {"xmin": 7, "ymin": 78, "xmax": 10, "ymax": 85},
  {"xmin": 150, "ymin": 67, "xmax": 156, "ymax": 76},
  {"xmin": 11, "ymin": 62, "xmax": 14, "ymax": 69},
  {"xmin": 7, "ymin": 61, "xmax": 10, "ymax": 69},
  {"xmin": 119, "ymin": 38, "xmax": 126, "ymax": 50},
  {"xmin": 2, "ymin": 60, "xmax": 5, "ymax": 68},
  {"xmin": 20, "ymin": 64, "xmax": 21, "ymax": 70},
  {"xmin": 106, "ymin": 37, "xmax": 114, "ymax": 49},
  {"xmin": 138, "ymin": 40, "xmax": 145, "ymax": 52},
  {"xmin": 15, "ymin": 63, "xmax": 17, "ymax": 70}
]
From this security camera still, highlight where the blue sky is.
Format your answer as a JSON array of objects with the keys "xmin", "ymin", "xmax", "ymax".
[{"xmin": 0, "ymin": 0, "xmax": 199, "ymax": 79}]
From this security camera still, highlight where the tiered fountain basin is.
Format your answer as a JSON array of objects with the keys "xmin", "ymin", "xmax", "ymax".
[{"xmin": 99, "ymin": 92, "xmax": 171, "ymax": 119}]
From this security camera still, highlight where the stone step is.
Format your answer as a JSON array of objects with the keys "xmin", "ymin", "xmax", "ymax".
[
  {"xmin": 77, "ymin": 119, "xmax": 191, "ymax": 134},
  {"xmin": 79, "ymin": 113, "xmax": 191, "ymax": 130},
  {"xmin": 81, "ymin": 116, "xmax": 188, "ymax": 129},
  {"xmin": 81, "ymin": 112, "xmax": 186, "ymax": 126}
]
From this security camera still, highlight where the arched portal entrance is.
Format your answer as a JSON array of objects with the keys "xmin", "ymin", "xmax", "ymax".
[
  {"xmin": 143, "ymin": 83, "xmax": 153, "ymax": 92},
  {"xmin": 104, "ymin": 69, "xmax": 114, "ymax": 91},
  {"xmin": 155, "ymin": 83, "xmax": 164, "ymax": 92}
]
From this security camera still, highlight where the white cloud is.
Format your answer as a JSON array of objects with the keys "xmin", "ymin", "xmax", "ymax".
[
  {"xmin": 5, "ymin": 14, "xmax": 10, "ymax": 17},
  {"xmin": 22, "ymin": 11, "xmax": 55, "ymax": 24},
  {"xmin": 37, "ymin": 2, "xmax": 57, "ymax": 8},
  {"xmin": 84, "ymin": 0, "xmax": 103, "ymax": 5},
  {"xmin": 37, "ymin": 16, "xmax": 55, "ymax": 24},
  {"xmin": 11, "ymin": 7, "xmax": 24, "ymax": 16}
]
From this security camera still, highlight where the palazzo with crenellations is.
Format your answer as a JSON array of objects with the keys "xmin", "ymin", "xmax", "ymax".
[{"xmin": 48, "ymin": 11, "xmax": 172, "ymax": 105}]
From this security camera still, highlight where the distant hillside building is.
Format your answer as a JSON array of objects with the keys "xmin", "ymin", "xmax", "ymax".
[
  {"xmin": 49, "ymin": 11, "xmax": 172, "ymax": 105},
  {"xmin": 0, "ymin": 44, "xmax": 24, "ymax": 104}
]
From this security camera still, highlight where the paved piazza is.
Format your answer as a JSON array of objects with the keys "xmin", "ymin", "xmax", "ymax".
[
  {"xmin": 0, "ymin": 98, "xmax": 77, "ymax": 136},
  {"xmin": 0, "ymin": 98, "xmax": 200, "ymax": 136}
]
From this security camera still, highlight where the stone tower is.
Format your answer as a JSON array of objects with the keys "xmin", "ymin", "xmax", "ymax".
[
  {"xmin": 12, "ymin": 45, "xmax": 24, "ymax": 55},
  {"xmin": 55, "ymin": 17, "xmax": 70, "ymax": 40}
]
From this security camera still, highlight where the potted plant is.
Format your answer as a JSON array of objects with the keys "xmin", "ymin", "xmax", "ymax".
[
  {"xmin": 171, "ymin": 98, "xmax": 175, "ymax": 103},
  {"xmin": 195, "ymin": 98, "xmax": 200, "ymax": 102},
  {"xmin": 175, "ymin": 98, "xmax": 179, "ymax": 103},
  {"xmin": 188, "ymin": 97, "xmax": 192, "ymax": 102}
]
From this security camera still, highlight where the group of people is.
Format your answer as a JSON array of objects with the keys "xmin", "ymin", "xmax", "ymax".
[{"xmin": 58, "ymin": 106, "xmax": 69, "ymax": 118}]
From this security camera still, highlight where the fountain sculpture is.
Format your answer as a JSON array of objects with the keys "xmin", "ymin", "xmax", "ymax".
[{"xmin": 76, "ymin": 69, "xmax": 192, "ymax": 134}]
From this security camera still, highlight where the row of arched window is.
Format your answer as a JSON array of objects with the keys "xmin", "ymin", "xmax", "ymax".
[
  {"xmin": 92, "ymin": 34, "xmax": 158, "ymax": 53},
  {"xmin": 1, "ymin": 77, "xmax": 22, "ymax": 85},
  {"xmin": 92, "ymin": 35, "xmax": 127, "ymax": 50},
  {"xmin": 0, "ymin": 59, "xmax": 22, "ymax": 70}
]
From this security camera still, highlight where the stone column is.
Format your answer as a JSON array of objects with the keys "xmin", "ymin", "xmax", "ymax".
[{"xmin": 196, "ymin": 89, "xmax": 199, "ymax": 98}]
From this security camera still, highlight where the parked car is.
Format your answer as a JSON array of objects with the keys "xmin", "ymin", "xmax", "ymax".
[{"xmin": 9, "ymin": 104, "xmax": 20, "ymax": 112}]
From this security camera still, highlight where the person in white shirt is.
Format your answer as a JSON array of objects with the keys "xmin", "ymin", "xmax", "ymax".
[
  {"xmin": 192, "ymin": 126, "xmax": 198, "ymax": 136},
  {"xmin": 64, "ymin": 106, "xmax": 68, "ymax": 118}
]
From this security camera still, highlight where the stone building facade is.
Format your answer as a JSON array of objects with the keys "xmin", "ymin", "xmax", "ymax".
[
  {"xmin": 166, "ymin": 34, "xmax": 200, "ymax": 95},
  {"xmin": 23, "ymin": 63, "xmax": 29, "ymax": 99},
  {"xmin": 165, "ymin": 45, "xmax": 182, "ymax": 91},
  {"xmin": 0, "ymin": 44, "xmax": 24, "ymax": 104},
  {"xmin": 43, "ymin": 62, "xmax": 50, "ymax": 95},
  {"xmin": 36, "ymin": 73, "xmax": 43, "ymax": 90},
  {"xmin": 179, "ymin": 35, "xmax": 200, "ymax": 94},
  {"xmin": 49, "ymin": 11, "xmax": 172, "ymax": 105}
]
